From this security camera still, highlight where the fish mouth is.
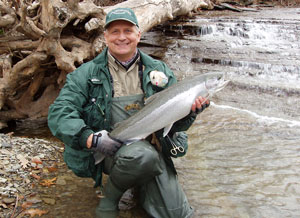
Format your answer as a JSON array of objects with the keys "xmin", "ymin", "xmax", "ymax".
[
  {"xmin": 215, "ymin": 79, "xmax": 230, "ymax": 93},
  {"xmin": 205, "ymin": 73, "xmax": 230, "ymax": 95}
]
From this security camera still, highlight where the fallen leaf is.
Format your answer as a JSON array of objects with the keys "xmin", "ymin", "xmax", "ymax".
[
  {"xmin": 31, "ymin": 173, "xmax": 41, "ymax": 180},
  {"xmin": 42, "ymin": 168, "xmax": 49, "ymax": 174},
  {"xmin": 21, "ymin": 201, "xmax": 33, "ymax": 209},
  {"xmin": 40, "ymin": 177, "xmax": 57, "ymax": 187},
  {"xmin": 32, "ymin": 157, "xmax": 43, "ymax": 165},
  {"xmin": 24, "ymin": 208, "xmax": 48, "ymax": 217},
  {"xmin": 17, "ymin": 154, "xmax": 29, "ymax": 168},
  {"xmin": 27, "ymin": 193, "xmax": 38, "ymax": 198},
  {"xmin": 46, "ymin": 165, "xmax": 58, "ymax": 173}
]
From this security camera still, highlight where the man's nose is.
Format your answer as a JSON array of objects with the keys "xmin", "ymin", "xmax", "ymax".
[{"xmin": 118, "ymin": 32, "xmax": 126, "ymax": 40}]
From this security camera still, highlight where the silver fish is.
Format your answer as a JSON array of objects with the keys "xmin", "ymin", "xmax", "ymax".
[{"xmin": 110, "ymin": 72, "xmax": 229, "ymax": 144}]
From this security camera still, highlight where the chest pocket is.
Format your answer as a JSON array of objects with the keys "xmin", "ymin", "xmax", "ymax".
[{"xmin": 83, "ymin": 79, "xmax": 108, "ymax": 131}]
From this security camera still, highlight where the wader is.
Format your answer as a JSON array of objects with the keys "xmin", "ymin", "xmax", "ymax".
[{"xmin": 96, "ymin": 94, "xmax": 193, "ymax": 218}]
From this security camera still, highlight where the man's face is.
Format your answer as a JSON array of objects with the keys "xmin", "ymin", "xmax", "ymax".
[{"xmin": 104, "ymin": 20, "xmax": 141, "ymax": 62}]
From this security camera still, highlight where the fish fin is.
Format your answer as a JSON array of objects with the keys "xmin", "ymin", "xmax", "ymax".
[
  {"xmin": 163, "ymin": 123, "xmax": 174, "ymax": 137},
  {"xmin": 144, "ymin": 92, "xmax": 161, "ymax": 105}
]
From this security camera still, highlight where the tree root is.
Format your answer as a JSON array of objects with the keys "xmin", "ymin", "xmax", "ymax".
[{"xmin": 0, "ymin": 0, "xmax": 209, "ymax": 129}]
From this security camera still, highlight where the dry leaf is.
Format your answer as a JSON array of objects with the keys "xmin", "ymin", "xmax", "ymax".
[
  {"xmin": 24, "ymin": 208, "xmax": 48, "ymax": 217},
  {"xmin": 46, "ymin": 165, "xmax": 58, "ymax": 173},
  {"xmin": 17, "ymin": 154, "xmax": 29, "ymax": 168},
  {"xmin": 32, "ymin": 157, "xmax": 43, "ymax": 165},
  {"xmin": 31, "ymin": 173, "xmax": 41, "ymax": 180},
  {"xmin": 40, "ymin": 177, "xmax": 57, "ymax": 187},
  {"xmin": 21, "ymin": 201, "xmax": 33, "ymax": 209}
]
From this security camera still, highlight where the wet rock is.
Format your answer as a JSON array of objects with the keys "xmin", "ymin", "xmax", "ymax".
[
  {"xmin": 2, "ymin": 198, "xmax": 15, "ymax": 204},
  {"xmin": 42, "ymin": 198, "xmax": 56, "ymax": 205},
  {"xmin": 0, "ymin": 178, "xmax": 7, "ymax": 183},
  {"xmin": 1, "ymin": 142, "xmax": 12, "ymax": 148},
  {"xmin": 16, "ymin": 187, "xmax": 25, "ymax": 193},
  {"xmin": 27, "ymin": 196, "xmax": 42, "ymax": 204},
  {"xmin": 2, "ymin": 160, "xmax": 9, "ymax": 165},
  {"xmin": 0, "ymin": 170, "xmax": 7, "ymax": 175}
]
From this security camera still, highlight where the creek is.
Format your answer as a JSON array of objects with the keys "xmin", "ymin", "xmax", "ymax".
[
  {"xmin": 7, "ymin": 6, "xmax": 300, "ymax": 218},
  {"xmin": 143, "ymin": 7, "xmax": 300, "ymax": 218}
]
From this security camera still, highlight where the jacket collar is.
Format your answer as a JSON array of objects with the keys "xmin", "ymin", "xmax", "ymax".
[{"xmin": 93, "ymin": 47, "xmax": 109, "ymax": 67}]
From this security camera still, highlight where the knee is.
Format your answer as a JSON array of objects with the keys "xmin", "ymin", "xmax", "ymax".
[
  {"xmin": 110, "ymin": 141, "xmax": 163, "ymax": 188},
  {"xmin": 136, "ymin": 144, "xmax": 160, "ymax": 170}
]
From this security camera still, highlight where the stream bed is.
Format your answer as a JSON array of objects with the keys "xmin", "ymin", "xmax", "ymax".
[{"xmin": 2, "ymin": 6, "xmax": 300, "ymax": 218}]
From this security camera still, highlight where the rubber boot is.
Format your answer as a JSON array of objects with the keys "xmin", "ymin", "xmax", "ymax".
[
  {"xmin": 95, "ymin": 210, "xmax": 118, "ymax": 218},
  {"xmin": 95, "ymin": 178, "xmax": 124, "ymax": 214}
]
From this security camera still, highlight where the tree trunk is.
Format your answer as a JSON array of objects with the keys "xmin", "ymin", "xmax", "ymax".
[{"xmin": 0, "ymin": 0, "xmax": 209, "ymax": 129}]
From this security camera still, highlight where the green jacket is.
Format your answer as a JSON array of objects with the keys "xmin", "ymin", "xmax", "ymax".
[{"xmin": 48, "ymin": 48, "xmax": 196, "ymax": 186}]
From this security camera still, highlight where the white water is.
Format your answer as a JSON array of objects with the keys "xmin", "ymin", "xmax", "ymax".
[{"xmin": 211, "ymin": 102, "xmax": 300, "ymax": 127}]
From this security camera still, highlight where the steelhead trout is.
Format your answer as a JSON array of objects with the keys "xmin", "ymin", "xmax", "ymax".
[{"xmin": 110, "ymin": 72, "xmax": 229, "ymax": 144}]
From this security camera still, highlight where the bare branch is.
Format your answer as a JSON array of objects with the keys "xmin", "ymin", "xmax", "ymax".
[
  {"xmin": 0, "ymin": 39, "xmax": 39, "ymax": 53},
  {"xmin": 0, "ymin": 1, "xmax": 17, "ymax": 27},
  {"xmin": 0, "ymin": 51, "xmax": 47, "ymax": 109},
  {"xmin": 0, "ymin": 14, "xmax": 16, "ymax": 27},
  {"xmin": 61, "ymin": 36, "xmax": 93, "ymax": 64}
]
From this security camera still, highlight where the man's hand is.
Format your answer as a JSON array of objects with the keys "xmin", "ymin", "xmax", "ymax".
[
  {"xmin": 87, "ymin": 130, "xmax": 122, "ymax": 156},
  {"xmin": 191, "ymin": 96, "xmax": 210, "ymax": 114}
]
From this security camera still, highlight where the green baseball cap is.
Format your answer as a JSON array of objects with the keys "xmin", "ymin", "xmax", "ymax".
[{"xmin": 105, "ymin": 8, "xmax": 139, "ymax": 29}]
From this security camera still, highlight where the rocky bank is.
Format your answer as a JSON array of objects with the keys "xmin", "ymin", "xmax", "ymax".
[{"xmin": 0, "ymin": 133, "xmax": 67, "ymax": 218}]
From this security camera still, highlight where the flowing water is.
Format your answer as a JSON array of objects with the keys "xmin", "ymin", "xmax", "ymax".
[
  {"xmin": 6, "ymin": 7, "xmax": 300, "ymax": 218},
  {"xmin": 140, "ymin": 7, "xmax": 300, "ymax": 218}
]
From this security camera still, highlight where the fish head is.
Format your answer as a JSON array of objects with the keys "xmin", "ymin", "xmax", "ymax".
[{"xmin": 204, "ymin": 72, "xmax": 230, "ymax": 95}]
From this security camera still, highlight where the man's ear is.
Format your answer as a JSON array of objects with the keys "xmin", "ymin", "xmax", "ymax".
[
  {"xmin": 103, "ymin": 31, "xmax": 108, "ymax": 45},
  {"xmin": 137, "ymin": 31, "xmax": 141, "ymax": 43}
]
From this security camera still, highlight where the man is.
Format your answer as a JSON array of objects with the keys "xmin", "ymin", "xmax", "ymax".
[{"xmin": 48, "ymin": 7, "xmax": 209, "ymax": 218}]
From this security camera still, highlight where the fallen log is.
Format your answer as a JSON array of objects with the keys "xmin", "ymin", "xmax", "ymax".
[{"xmin": 0, "ymin": 0, "xmax": 210, "ymax": 130}]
